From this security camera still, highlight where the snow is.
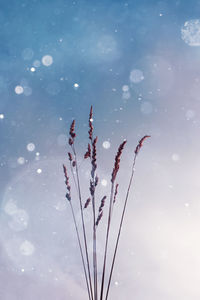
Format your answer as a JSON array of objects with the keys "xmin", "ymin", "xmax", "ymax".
[
  {"xmin": 27, "ymin": 143, "xmax": 35, "ymax": 152},
  {"xmin": 42, "ymin": 55, "xmax": 53, "ymax": 66},
  {"xmin": 15, "ymin": 85, "xmax": 24, "ymax": 95},
  {"xmin": 181, "ymin": 19, "xmax": 200, "ymax": 46},
  {"xmin": 17, "ymin": 157, "xmax": 25, "ymax": 165},
  {"xmin": 101, "ymin": 179, "xmax": 108, "ymax": 186},
  {"xmin": 33, "ymin": 60, "xmax": 41, "ymax": 67},
  {"xmin": 36, "ymin": 168, "xmax": 42, "ymax": 174},
  {"xmin": 73, "ymin": 83, "xmax": 79, "ymax": 89},
  {"xmin": 122, "ymin": 85, "xmax": 129, "ymax": 92},
  {"xmin": 20, "ymin": 240, "xmax": 35, "ymax": 256},
  {"xmin": 130, "ymin": 69, "xmax": 144, "ymax": 83},
  {"xmin": 102, "ymin": 141, "xmax": 111, "ymax": 149}
]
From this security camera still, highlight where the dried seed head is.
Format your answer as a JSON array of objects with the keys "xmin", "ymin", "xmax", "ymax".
[
  {"xmin": 68, "ymin": 138, "xmax": 73, "ymax": 146},
  {"xmin": 111, "ymin": 140, "xmax": 127, "ymax": 183},
  {"xmin": 63, "ymin": 164, "xmax": 71, "ymax": 200},
  {"xmin": 91, "ymin": 136, "xmax": 98, "ymax": 177},
  {"xmin": 96, "ymin": 211, "xmax": 103, "ymax": 226},
  {"xmin": 98, "ymin": 196, "xmax": 106, "ymax": 213},
  {"xmin": 69, "ymin": 120, "xmax": 76, "ymax": 138},
  {"xmin": 95, "ymin": 175, "xmax": 99, "ymax": 187},
  {"xmin": 84, "ymin": 143, "xmax": 91, "ymax": 159},
  {"xmin": 84, "ymin": 198, "xmax": 91, "ymax": 209},
  {"xmin": 113, "ymin": 183, "xmax": 119, "ymax": 204},
  {"xmin": 66, "ymin": 193, "xmax": 71, "ymax": 201},
  {"xmin": 68, "ymin": 152, "xmax": 73, "ymax": 161},
  {"xmin": 88, "ymin": 106, "xmax": 93, "ymax": 140},
  {"xmin": 89, "ymin": 180, "xmax": 95, "ymax": 196},
  {"xmin": 134, "ymin": 135, "xmax": 151, "ymax": 155},
  {"xmin": 72, "ymin": 161, "xmax": 76, "ymax": 167}
]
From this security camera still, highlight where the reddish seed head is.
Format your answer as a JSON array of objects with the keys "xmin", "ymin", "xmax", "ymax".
[
  {"xmin": 95, "ymin": 175, "xmax": 99, "ymax": 187},
  {"xmin": 88, "ymin": 106, "xmax": 93, "ymax": 140},
  {"xmin": 89, "ymin": 106, "xmax": 93, "ymax": 119},
  {"xmin": 134, "ymin": 135, "xmax": 151, "ymax": 155},
  {"xmin": 63, "ymin": 164, "xmax": 71, "ymax": 199},
  {"xmin": 68, "ymin": 152, "xmax": 73, "ymax": 161},
  {"xmin": 96, "ymin": 211, "xmax": 103, "ymax": 226},
  {"xmin": 113, "ymin": 183, "xmax": 119, "ymax": 204},
  {"xmin": 68, "ymin": 138, "xmax": 73, "ymax": 146},
  {"xmin": 91, "ymin": 136, "xmax": 98, "ymax": 177},
  {"xmin": 84, "ymin": 198, "xmax": 91, "ymax": 209},
  {"xmin": 84, "ymin": 143, "xmax": 91, "ymax": 159},
  {"xmin": 99, "ymin": 196, "xmax": 106, "ymax": 213},
  {"xmin": 111, "ymin": 140, "xmax": 127, "ymax": 183},
  {"xmin": 69, "ymin": 120, "xmax": 76, "ymax": 142}
]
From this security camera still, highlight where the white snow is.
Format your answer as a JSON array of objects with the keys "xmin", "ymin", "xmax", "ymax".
[
  {"xmin": 20, "ymin": 240, "xmax": 35, "ymax": 256},
  {"xmin": 181, "ymin": 19, "xmax": 200, "ymax": 46},
  {"xmin": 27, "ymin": 143, "xmax": 35, "ymax": 152},
  {"xmin": 15, "ymin": 85, "xmax": 24, "ymax": 95},
  {"xmin": 130, "ymin": 69, "xmax": 144, "ymax": 83},
  {"xmin": 36, "ymin": 168, "xmax": 42, "ymax": 174},
  {"xmin": 42, "ymin": 55, "xmax": 53, "ymax": 66},
  {"xmin": 102, "ymin": 141, "xmax": 111, "ymax": 149},
  {"xmin": 101, "ymin": 179, "xmax": 108, "ymax": 186},
  {"xmin": 17, "ymin": 157, "xmax": 25, "ymax": 165}
]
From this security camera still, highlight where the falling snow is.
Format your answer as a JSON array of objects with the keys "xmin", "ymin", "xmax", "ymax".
[
  {"xmin": 27, "ymin": 143, "xmax": 35, "ymax": 152},
  {"xmin": 101, "ymin": 179, "xmax": 108, "ymax": 186},
  {"xmin": 17, "ymin": 157, "xmax": 25, "ymax": 165},
  {"xmin": 15, "ymin": 85, "xmax": 24, "ymax": 94},
  {"xmin": 181, "ymin": 19, "xmax": 200, "ymax": 46},
  {"xmin": 129, "ymin": 69, "xmax": 144, "ymax": 83},
  {"xmin": 42, "ymin": 55, "xmax": 53, "ymax": 66},
  {"xmin": 102, "ymin": 141, "xmax": 111, "ymax": 149}
]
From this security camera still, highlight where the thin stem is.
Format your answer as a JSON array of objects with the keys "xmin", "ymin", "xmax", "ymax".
[
  {"xmin": 72, "ymin": 144, "xmax": 94, "ymax": 300},
  {"xmin": 99, "ymin": 183, "xmax": 114, "ymax": 300},
  {"xmin": 69, "ymin": 201, "xmax": 92, "ymax": 300},
  {"xmin": 105, "ymin": 154, "xmax": 137, "ymax": 300},
  {"xmin": 92, "ymin": 193, "xmax": 98, "ymax": 300},
  {"xmin": 69, "ymin": 162, "xmax": 78, "ymax": 194},
  {"xmin": 89, "ymin": 139, "xmax": 98, "ymax": 300}
]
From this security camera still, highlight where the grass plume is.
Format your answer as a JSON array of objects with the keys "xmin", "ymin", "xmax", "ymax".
[{"xmin": 63, "ymin": 107, "xmax": 150, "ymax": 300}]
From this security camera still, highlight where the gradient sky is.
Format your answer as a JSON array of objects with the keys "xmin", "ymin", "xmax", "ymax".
[{"xmin": 1, "ymin": 0, "xmax": 200, "ymax": 299}]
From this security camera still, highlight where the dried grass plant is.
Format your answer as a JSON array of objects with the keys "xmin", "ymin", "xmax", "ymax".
[{"xmin": 63, "ymin": 106, "xmax": 150, "ymax": 300}]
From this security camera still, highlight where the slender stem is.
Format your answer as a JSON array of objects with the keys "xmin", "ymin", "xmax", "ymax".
[
  {"xmin": 72, "ymin": 144, "xmax": 94, "ymax": 300},
  {"xmin": 89, "ymin": 140, "xmax": 98, "ymax": 300},
  {"xmin": 69, "ymin": 162, "xmax": 78, "ymax": 194},
  {"xmin": 105, "ymin": 154, "xmax": 137, "ymax": 300},
  {"xmin": 99, "ymin": 183, "xmax": 114, "ymax": 300},
  {"xmin": 69, "ymin": 201, "xmax": 91, "ymax": 300},
  {"xmin": 92, "ymin": 193, "xmax": 98, "ymax": 300}
]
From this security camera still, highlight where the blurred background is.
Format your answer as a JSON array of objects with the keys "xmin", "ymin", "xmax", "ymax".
[{"xmin": 1, "ymin": 0, "xmax": 200, "ymax": 299}]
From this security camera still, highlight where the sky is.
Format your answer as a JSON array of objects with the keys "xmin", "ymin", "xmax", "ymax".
[{"xmin": 1, "ymin": 0, "xmax": 200, "ymax": 299}]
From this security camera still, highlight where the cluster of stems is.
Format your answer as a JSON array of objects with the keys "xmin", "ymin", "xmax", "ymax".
[{"xmin": 63, "ymin": 106, "xmax": 150, "ymax": 300}]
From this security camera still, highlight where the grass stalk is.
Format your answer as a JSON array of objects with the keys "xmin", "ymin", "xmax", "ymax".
[
  {"xmin": 69, "ymin": 201, "xmax": 92, "ymax": 300},
  {"xmin": 99, "ymin": 183, "xmax": 114, "ymax": 300},
  {"xmin": 72, "ymin": 143, "xmax": 94, "ymax": 300},
  {"xmin": 105, "ymin": 154, "xmax": 137, "ymax": 300}
]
